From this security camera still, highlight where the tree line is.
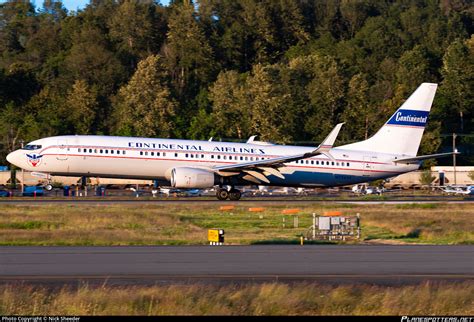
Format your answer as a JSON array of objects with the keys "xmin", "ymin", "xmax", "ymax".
[{"xmin": 0, "ymin": 0, "xmax": 473, "ymax": 164}]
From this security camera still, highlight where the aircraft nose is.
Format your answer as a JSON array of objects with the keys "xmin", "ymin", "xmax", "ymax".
[{"xmin": 6, "ymin": 150, "xmax": 19, "ymax": 166}]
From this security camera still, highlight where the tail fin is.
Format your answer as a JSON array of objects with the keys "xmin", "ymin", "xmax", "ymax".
[{"xmin": 341, "ymin": 83, "xmax": 438, "ymax": 156}]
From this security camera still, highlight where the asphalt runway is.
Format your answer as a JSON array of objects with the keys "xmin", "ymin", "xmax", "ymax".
[{"xmin": 1, "ymin": 245, "xmax": 473, "ymax": 285}]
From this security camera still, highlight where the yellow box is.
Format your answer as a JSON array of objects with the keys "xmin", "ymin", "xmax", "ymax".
[{"xmin": 208, "ymin": 229, "xmax": 220, "ymax": 242}]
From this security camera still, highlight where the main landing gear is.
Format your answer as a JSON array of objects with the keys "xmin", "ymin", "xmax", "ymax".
[{"xmin": 216, "ymin": 187, "xmax": 241, "ymax": 201}]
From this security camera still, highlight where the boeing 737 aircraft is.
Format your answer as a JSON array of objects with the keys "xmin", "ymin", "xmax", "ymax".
[{"xmin": 6, "ymin": 83, "xmax": 456, "ymax": 200}]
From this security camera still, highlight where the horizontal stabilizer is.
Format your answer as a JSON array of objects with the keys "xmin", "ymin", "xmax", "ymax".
[{"xmin": 393, "ymin": 152, "xmax": 459, "ymax": 164}]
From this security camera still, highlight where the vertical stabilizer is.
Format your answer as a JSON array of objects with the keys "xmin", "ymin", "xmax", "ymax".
[{"xmin": 341, "ymin": 83, "xmax": 438, "ymax": 156}]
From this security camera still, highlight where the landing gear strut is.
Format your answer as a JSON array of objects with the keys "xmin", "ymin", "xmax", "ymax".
[{"xmin": 216, "ymin": 187, "xmax": 242, "ymax": 201}]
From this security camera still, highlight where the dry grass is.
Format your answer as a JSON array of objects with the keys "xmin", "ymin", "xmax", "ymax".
[
  {"xmin": 0, "ymin": 202, "xmax": 473, "ymax": 245},
  {"xmin": 0, "ymin": 282, "xmax": 472, "ymax": 315}
]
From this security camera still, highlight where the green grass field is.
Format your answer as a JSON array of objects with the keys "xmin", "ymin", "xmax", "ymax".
[
  {"xmin": 1, "ymin": 282, "xmax": 472, "ymax": 315},
  {"xmin": 0, "ymin": 202, "xmax": 472, "ymax": 245}
]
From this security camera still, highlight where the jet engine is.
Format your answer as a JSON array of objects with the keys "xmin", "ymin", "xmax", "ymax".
[{"xmin": 170, "ymin": 167, "xmax": 217, "ymax": 188}]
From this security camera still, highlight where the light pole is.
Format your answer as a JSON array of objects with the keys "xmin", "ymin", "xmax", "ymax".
[
  {"xmin": 19, "ymin": 139, "xmax": 24, "ymax": 193},
  {"xmin": 453, "ymin": 133, "xmax": 457, "ymax": 186}
]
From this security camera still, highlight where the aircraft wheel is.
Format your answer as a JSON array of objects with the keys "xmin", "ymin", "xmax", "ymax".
[
  {"xmin": 216, "ymin": 188, "xmax": 229, "ymax": 200},
  {"xmin": 229, "ymin": 189, "xmax": 242, "ymax": 201}
]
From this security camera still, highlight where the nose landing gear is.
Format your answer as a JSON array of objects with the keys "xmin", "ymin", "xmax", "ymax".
[{"xmin": 216, "ymin": 187, "xmax": 241, "ymax": 201}]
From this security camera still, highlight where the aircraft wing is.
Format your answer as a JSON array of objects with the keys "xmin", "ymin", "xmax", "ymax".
[
  {"xmin": 392, "ymin": 151, "xmax": 459, "ymax": 164},
  {"xmin": 212, "ymin": 123, "xmax": 344, "ymax": 184}
]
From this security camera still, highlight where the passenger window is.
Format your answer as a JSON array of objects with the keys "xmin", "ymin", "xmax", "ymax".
[
  {"xmin": 140, "ymin": 151, "xmax": 143, "ymax": 156},
  {"xmin": 185, "ymin": 153, "xmax": 188, "ymax": 158},
  {"xmin": 163, "ymin": 152, "xmax": 166, "ymax": 157},
  {"xmin": 331, "ymin": 162, "xmax": 334, "ymax": 166},
  {"xmin": 217, "ymin": 155, "xmax": 221, "ymax": 160},
  {"xmin": 145, "ymin": 151, "xmax": 148, "ymax": 156},
  {"xmin": 117, "ymin": 150, "xmax": 120, "ymax": 154},
  {"xmin": 223, "ymin": 155, "xmax": 226, "ymax": 160},
  {"xmin": 105, "ymin": 150, "xmax": 109, "ymax": 154},
  {"xmin": 151, "ymin": 152, "xmax": 154, "ymax": 156},
  {"xmin": 229, "ymin": 156, "xmax": 232, "ymax": 160},
  {"xmin": 78, "ymin": 148, "xmax": 81, "ymax": 152},
  {"xmin": 211, "ymin": 155, "xmax": 214, "ymax": 159},
  {"xmin": 174, "ymin": 153, "xmax": 177, "ymax": 157},
  {"xmin": 123, "ymin": 151, "xmax": 126, "ymax": 155},
  {"xmin": 347, "ymin": 162, "xmax": 350, "ymax": 167},
  {"xmin": 111, "ymin": 150, "xmax": 114, "ymax": 154}
]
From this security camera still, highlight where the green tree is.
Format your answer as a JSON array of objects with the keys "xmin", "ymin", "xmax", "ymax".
[
  {"xmin": 468, "ymin": 170, "xmax": 474, "ymax": 182},
  {"xmin": 113, "ymin": 55, "xmax": 177, "ymax": 138},
  {"xmin": 64, "ymin": 25, "xmax": 125, "ymax": 96},
  {"xmin": 108, "ymin": 0, "xmax": 166, "ymax": 65},
  {"xmin": 26, "ymin": 86, "xmax": 64, "ymax": 136},
  {"xmin": 163, "ymin": 1, "xmax": 215, "ymax": 98},
  {"xmin": 341, "ymin": 73, "xmax": 379, "ymax": 141},
  {"xmin": 209, "ymin": 70, "xmax": 249, "ymax": 139},
  {"xmin": 396, "ymin": 45, "xmax": 435, "ymax": 97},
  {"xmin": 419, "ymin": 169, "xmax": 435, "ymax": 186},
  {"xmin": 66, "ymin": 80, "xmax": 98, "ymax": 134},
  {"xmin": 245, "ymin": 64, "xmax": 292, "ymax": 143},
  {"xmin": 0, "ymin": 102, "xmax": 24, "ymax": 158},
  {"xmin": 0, "ymin": 0, "xmax": 37, "ymax": 66},
  {"xmin": 440, "ymin": 37, "xmax": 474, "ymax": 132},
  {"xmin": 303, "ymin": 54, "xmax": 345, "ymax": 141}
]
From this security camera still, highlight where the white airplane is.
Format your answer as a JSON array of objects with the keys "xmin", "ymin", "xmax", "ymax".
[{"xmin": 7, "ymin": 83, "xmax": 457, "ymax": 201}]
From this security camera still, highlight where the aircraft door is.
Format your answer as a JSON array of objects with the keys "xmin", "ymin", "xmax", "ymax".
[{"xmin": 56, "ymin": 139, "xmax": 68, "ymax": 160}]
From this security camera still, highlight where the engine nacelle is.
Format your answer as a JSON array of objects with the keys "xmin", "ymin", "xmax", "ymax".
[{"xmin": 170, "ymin": 167, "xmax": 217, "ymax": 188}]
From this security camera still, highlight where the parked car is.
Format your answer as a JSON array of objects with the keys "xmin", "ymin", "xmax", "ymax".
[
  {"xmin": 22, "ymin": 186, "xmax": 44, "ymax": 197},
  {"xmin": 0, "ymin": 189, "xmax": 11, "ymax": 197}
]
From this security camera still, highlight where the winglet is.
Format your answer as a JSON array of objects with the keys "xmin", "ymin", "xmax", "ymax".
[
  {"xmin": 313, "ymin": 123, "xmax": 344, "ymax": 154},
  {"xmin": 247, "ymin": 135, "xmax": 257, "ymax": 143}
]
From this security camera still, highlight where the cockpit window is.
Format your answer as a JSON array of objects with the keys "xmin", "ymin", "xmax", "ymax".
[{"xmin": 23, "ymin": 145, "xmax": 42, "ymax": 150}]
